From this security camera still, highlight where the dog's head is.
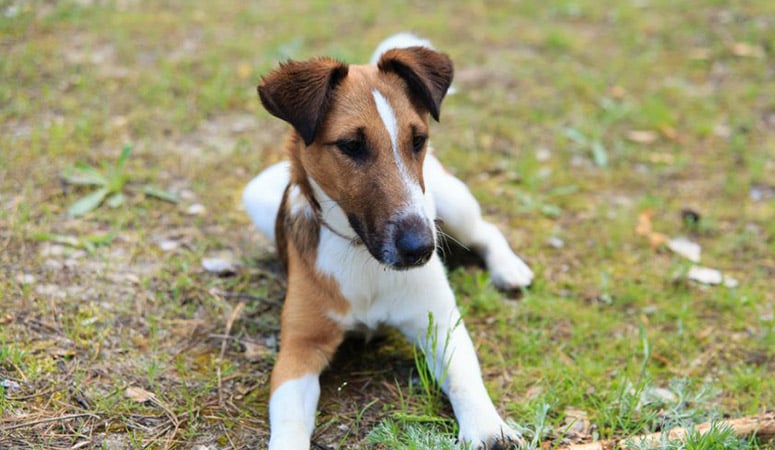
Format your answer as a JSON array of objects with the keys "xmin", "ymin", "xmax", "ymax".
[{"xmin": 258, "ymin": 47, "xmax": 453, "ymax": 270}]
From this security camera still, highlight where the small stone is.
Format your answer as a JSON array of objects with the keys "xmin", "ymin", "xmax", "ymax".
[
  {"xmin": 687, "ymin": 266, "xmax": 722, "ymax": 284},
  {"xmin": 667, "ymin": 237, "xmax": 701, "ymax": 262},
  {"xmin": 40, "ymin": 243, "xmax": 66, "ymax": 257},
  {"xmin": 35, "ymin": 284, "xmax": 66, "ymax": 299},
  {"xmin": 202, "ymin": 253, "xmax": 238, "ymax": 275},
  {"xmin": 723, "ymin": 276, "xmax": 739, "ymax": 288},
  {"xmin": 537, "ymin": 167, "xmax": 552, "ymax": 179},
  {"xmin": 547, "ymin": 237, "xmax": 565, "ymax": 249},
  {"xmin": 186, "ymin": 203, "xmax": 206, "ymax": 216},
  {"xmin": 43, "ymin": 259, "xmax": 64, "ymax": 271},
  {"xmin": 646, "ymin": 387, "xmax": 678, "ymax": 403},
  {"xmin": 124, "ymin": 273, "xmax": 140, "ymax": 284},
  {"xmin": 687, "ymin": 265, "xmax": 738, "ymax": 288},
  {"xmin": 157, "ymin": 239, "xmax": 179, "ymax": 252},
  {"xmin": 1, "ymin": 379, "xmax": 20, "ymax": 390},
  {"xmin": 16, "ymin": 273, "xmax": 36, "ymax": 284},
  {"xmin": 535, "ymin": 147, "xmax": 552, "ymax": 162}
]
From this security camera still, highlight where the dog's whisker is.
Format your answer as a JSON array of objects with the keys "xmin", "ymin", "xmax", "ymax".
[{"xmin": 435, "ymin": 224, "xmax": 470, "ymax": 253}]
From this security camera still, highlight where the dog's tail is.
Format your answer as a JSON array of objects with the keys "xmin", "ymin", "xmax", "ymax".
[
  {"xmin": 369, "ymin": 32, "xmax": 436, "ymax": 65},
  {"xmin": 370, "ymin": 33, "xmax": 456, "ymax": 95}
]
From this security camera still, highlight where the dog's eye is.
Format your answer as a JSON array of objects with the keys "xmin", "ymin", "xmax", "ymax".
[
  {"xmin": 335, "ymin": 139, "xmax": 368, "ymax": 161},
  {"xmin": 412, "ymin": 135, "xmax": 427, "ymax": 153}
]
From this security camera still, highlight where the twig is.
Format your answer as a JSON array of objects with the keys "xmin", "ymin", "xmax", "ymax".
[
  {"xmin": 213, "ymin": 290, "xmax": 282, "ymax": 307},
  {"xmin": 1, "ymin": 413, "xmax": 99, "ymax": 431},
  {"xmin": 217, "ymin": 300, "xmax": 246, "ymax": 406},
  {"xmin": 561, "ymin": 413, "xmax": 775, "ymax": 449}
]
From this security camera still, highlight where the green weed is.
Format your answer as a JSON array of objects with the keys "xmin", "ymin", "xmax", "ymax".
[{"xmin": 61, "ymin": 144, "xmax": 177, "ymax": 217}]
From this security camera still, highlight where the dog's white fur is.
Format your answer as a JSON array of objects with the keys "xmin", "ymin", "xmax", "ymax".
[{"xmin": 244, "ymin": 34, "xmax": 533, "ymax": 449}]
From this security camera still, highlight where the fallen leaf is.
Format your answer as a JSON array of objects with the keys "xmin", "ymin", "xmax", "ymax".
[
  {"xmin": 695, "ymin": 326, "xmax": 715, "ymax": 340},
  {"xmin": 731, "ymin": 42, "xmax": 763, "ymax": 58},
  {"xmin": 648, "ymin": 232, "xmax": 668, "ymax": 248},
  {"xmin": 608, "ymin": 85, "xmax": 626, "ymax": 98},
  {"xmin": 648, "ymin": 152, "xmax": 675, "ymax": 164},
  {"xmin": 243, "ymin": 341, "xmax": 271, "ymax": 361},
  {"xmin": 125, "ymin": 386, "xmax": 156, "ymax": 403},
  {"xmin": 636, "ymin": 211, "xmax": 654, "ymax": 236},
  {"xmin": 658, "ymin": 125, "xmax": 680, "ymax": 141},
  {"xmin": 636, "ymin": 211, "xmax": 670, "ymax": 248},
  {"xmin": 561, "ymin": 408, "xmax": 591, "ymax": 435},
  {"xmin": 626, "ymin": 130, "xmax": 658, "ymax": 144},
  {"xmin": 237, "ymin": 63, "xmax": 252, "ymax": 80}
]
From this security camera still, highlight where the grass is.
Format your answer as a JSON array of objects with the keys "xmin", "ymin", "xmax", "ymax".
[{"xmin": 1, "ymin": 0, "xmax": 774, "ymax": 448}]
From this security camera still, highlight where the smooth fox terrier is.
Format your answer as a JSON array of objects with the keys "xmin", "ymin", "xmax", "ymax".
[{"xmin": 243, "ymin": 33, "xmax": 534, "ymax": 449}]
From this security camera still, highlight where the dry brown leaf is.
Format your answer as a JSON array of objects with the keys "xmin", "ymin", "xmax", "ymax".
[
  {"xmin": 695, "ymin": 326, "xmax": 715, "ymax": 341},
  {"xmin": 658, "ymin": 125, "xmax": 680, "ymax": 141},
  {"xmin": 636, "ymin": 211, "xmax": 669, "ymax": 248},
  {"xmin": 243, "ymin": 341, "xmax": 271, "ymax": 361},
  {"xmin": 626, "ymin": 130, "xmax": 658, "ymax": 144},
  {"xmin": 608, "ymin": 85, "xmax": 626, "ymax": 98},
  {"xmin": 648, "ymin": 232, "xmax": 668, "ymax": 248},
  {"xmin": 731, "ymin": 42, "xmax": 763, "ymax": 58},
  {"xmin": 636, "ymin": 211, "xmax": 654, "ymax": 236},
  {"xmin": 125, "ymin": 386, "xmax": 156, "ymax": 403},
  {"xmin": 237, "ymin": 63, "xmax": 252, "ymax": 80},
  {"xmin": 562, "ymin": 408, "xmax": 591, "ymax": 435},
  {"xmin": 648, "ymin": 152, "xmax": 675, "ymax": 164}
]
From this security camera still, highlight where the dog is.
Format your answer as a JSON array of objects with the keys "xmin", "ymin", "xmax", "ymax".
[{"xmin": 243, "ymin": 33, "xmax": 534, "ymax": 449}]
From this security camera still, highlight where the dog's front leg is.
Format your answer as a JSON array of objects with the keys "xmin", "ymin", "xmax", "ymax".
[
  {"xmin": 268, "ymin": 292, "xmax": 344, "ymax": 450},
  {"xmin": 400, "ymin": 303, "xmax": 523, "ymax": 449}
]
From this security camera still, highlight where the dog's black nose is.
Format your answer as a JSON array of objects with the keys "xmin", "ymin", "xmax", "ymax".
[{"xmin": 394, "ymin": 218, "xmax": 435, "ymax": 267}]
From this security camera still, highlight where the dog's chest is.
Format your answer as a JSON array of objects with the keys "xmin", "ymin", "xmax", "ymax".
[{"xmin": 315, "ymin": 228, "xmax": 448, "ymax": 331}]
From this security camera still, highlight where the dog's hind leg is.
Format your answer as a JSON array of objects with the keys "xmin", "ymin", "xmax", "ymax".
[
  {"xmin": 243, "ymin": 161, "xmax": 290, "ymax": 244},
  {"xmin": 424, "ymin": 154, "xmax": 534, "ymax": 290}
]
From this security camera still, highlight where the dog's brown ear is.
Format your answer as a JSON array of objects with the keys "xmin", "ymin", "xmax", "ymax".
[
  {"xmin": 377, "ymin": 47, "xmax": 454, "ymax": 121},
  {"xmin": 258, "ymin": 58, "xmax": 349, "ymax": 145}
]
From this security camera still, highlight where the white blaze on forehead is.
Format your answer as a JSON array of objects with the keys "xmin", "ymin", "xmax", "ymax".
[
  {"xmin": 372, "ymin": 89, "xmax": 399, "ymax": 153},
  {"xmin": 371, "ymin": 89, "xmax": 426, "ymax": 213}
]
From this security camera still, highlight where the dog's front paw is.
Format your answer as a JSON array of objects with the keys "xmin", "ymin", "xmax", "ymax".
[
  {"xmin": 488, "ymin": 250, "xmax": 534, "ymax": 291},
  {"xmin": 459, "ymin": 421, "xmax": 525, "ymax": 450}
]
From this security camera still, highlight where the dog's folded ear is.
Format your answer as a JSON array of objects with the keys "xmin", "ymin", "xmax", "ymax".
[
  {"xmin": 377, "ymin": 47, "xmax": 454, "ymax": 121},
  {"xmin": 258, "ymin": 58, "xmax": 349, "ymax": 146}
]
